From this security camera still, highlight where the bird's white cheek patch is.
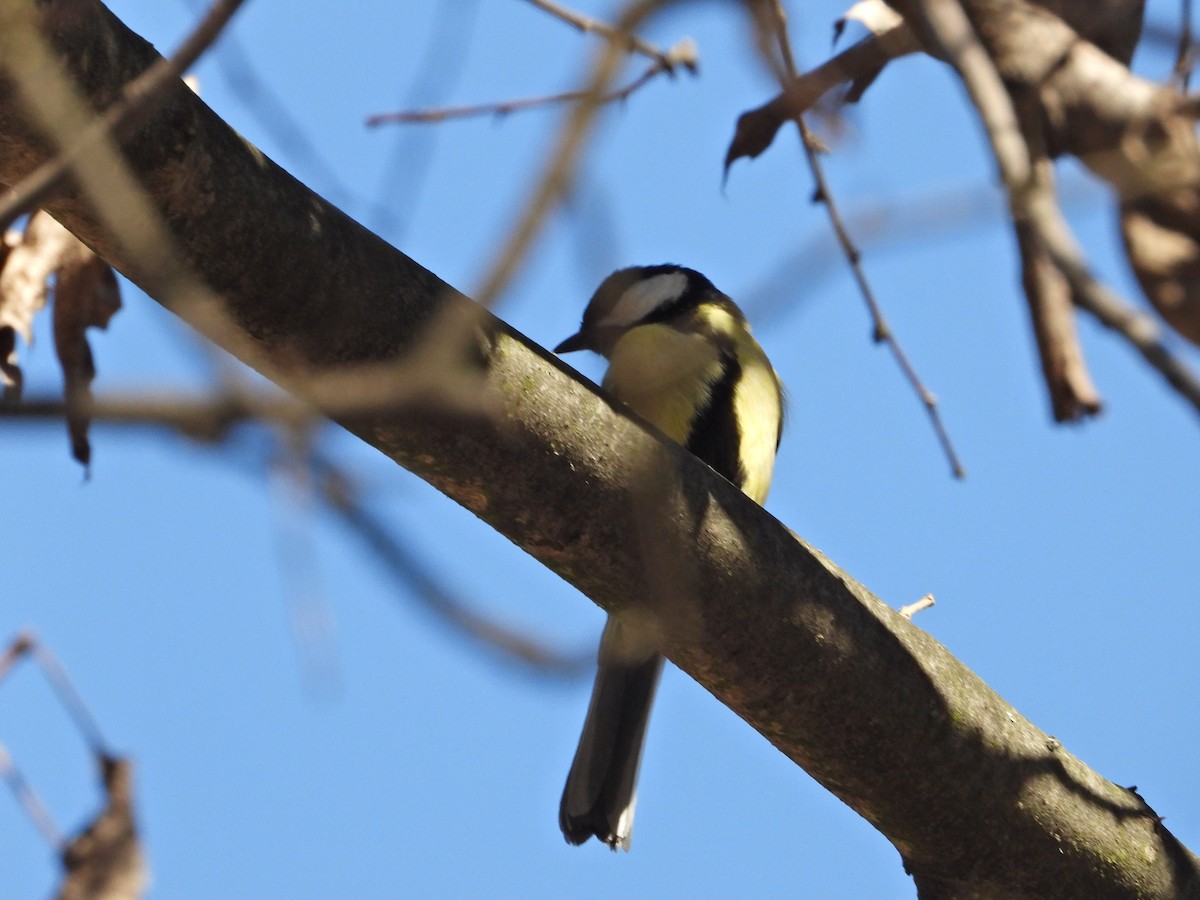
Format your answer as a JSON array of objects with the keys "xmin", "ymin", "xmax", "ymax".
[{"xmin": 598, "ymin": 271, "xmax": 688, "ymax": 329}]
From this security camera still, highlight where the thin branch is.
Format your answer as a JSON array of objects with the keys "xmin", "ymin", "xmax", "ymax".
[
  {"xmin": 0, "ymin": 394, "xmax": 592, "ymax": 678},
  {"xmin": 311, "ymin": 454, "xmax": 592, "ymax": 678},
  {"xmin": 0, "ymin": 632, "xmax": 109, "ymax": 755},
  {"xmin": 0, "ymin": 0, "xmax": 246, "ymax": 232},
  {"xmin": 0, "ymin": 629, "xmax": 35, "ymax": 680},
  {"xmin": 765, "ymin": 0, "xmax": 966, "ymax": 478},
  {"xmin": 470, "ymin": 0, "xmax": 674, "ymax": 310},
  {"xmin": 268, "ymin": 427, "xmax": 341, "ymax": 695},
  {"xmin": 2, "ymin": 345, "xmax": 494, "ymax": 433},
  {"xmin": 1012, "ymin": 96, "xmax": 1103, "ymax": 422},
  {"xmin": 0, "ymin": 743, "xmax": 63, "ymax": 848},
  {"xmin": 30, "ymin": 642, "xmax": 110, "ymax": 755},
  {"xmin": 522, "ymin": 0, "xmax": 696, "ymax": 72},
  {"xmin": 0, "ymin": 390, "xmax": 301, "ymax": 438},
  {"xmin": 743, "ymin": 173, "xmax": 1104, "ymax": 323},
  {"xmin": 366, "ymin": 62, "xmax": 670, "ymax": 126},
  {"xmin": 1040, "ymin": 213, "xmax": 1200, "ymax": 412},
  {"xmin": 367, "ymin": 1, "xmax": 696, "ymax": 128},
  {"xmin": 1176, "ymin": 0, "xmax": 1196, "ymax": 90},
  {"xmin": 1017, "ymin": 216, "xmax": 1104, "ymax": 420},
  {"xmin": 367, "ymin": 0, "xmax": 482, "ymax": 239},
  {"xmin": 0, "ymin": 631, "xmax": 118, "ymax": 849}
]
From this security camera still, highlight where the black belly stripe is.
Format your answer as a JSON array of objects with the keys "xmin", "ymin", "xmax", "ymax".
[{"xmin": 685, "ymin": 352, "xmax": 745, "ymax": 490}]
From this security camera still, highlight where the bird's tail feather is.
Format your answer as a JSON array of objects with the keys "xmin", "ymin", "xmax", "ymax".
[{"xmin": 560, "ymin": 620, "xmax": 664, "ymax": 851}]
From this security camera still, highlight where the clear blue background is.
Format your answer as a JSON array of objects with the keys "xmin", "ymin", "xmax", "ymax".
[{"xmin": 4, "ymin": 1, "xmax": 1198, "ymax": 897}]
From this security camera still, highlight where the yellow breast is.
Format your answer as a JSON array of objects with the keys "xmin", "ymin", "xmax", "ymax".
[
  {"xmin": 603, "ymin": 324, "xmax": 725, "ymax": 445},
  {"xmin": 730, "ymin": 335, "xmax": 780, "ymax": 504},
  {"xmin": 602, "ymin": 316, "xmax": 783, "ymax": 506}
]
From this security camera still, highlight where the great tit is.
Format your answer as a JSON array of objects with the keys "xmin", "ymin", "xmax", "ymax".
[{"xmin": 554, "ymin": 264, "xmax": 785, "ymax": 850}]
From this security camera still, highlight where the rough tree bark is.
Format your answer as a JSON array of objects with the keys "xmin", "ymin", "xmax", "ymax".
[{"xmin": 0, "ymin": 1, "xmax": 1196, "ymax": 897}]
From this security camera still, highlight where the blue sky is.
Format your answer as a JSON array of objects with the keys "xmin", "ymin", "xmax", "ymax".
[{"xmin": 4, "ymin": 1, "xmax": 1199, "ymax": 897}]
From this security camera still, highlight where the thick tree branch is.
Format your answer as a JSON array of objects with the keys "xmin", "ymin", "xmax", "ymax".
[
  {"xmin": 0, "ymin": 1, "xmax": 1196, "ymax": 896},
  {"xmin": 0, "ymin": 0, "xmax": 246, "ymax": 232},
  {"xmin": 890, "ymin": 0, "xmax": 1200, "ymax": 415}
]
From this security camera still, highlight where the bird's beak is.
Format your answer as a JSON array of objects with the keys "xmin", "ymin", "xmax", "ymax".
[{"xmin": 554, "ymin": 330, "xmax": 590, "ymax": 354}]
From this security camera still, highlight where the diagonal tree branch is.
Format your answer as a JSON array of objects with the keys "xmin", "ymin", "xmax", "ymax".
[{"xmin": 0, "ymin": 1, "xmax": 1196, "ymax": 897}]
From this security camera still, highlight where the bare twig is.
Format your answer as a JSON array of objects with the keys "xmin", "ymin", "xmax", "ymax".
[
  {"xmin": 0, "ymin": 629, "xmax": 35, "ymax": 680},
  {"xmin": 30, "ymin": 642, "xmax": 110, "ymax": 755},
  {"xmin": 0, "ymin": 343, "xmax": 496, "ymax": 434},
  {"xmin": 1012, "ymin": 98, "xmax": 1103, "ymax": 422},
  {"xmin": 311, "ymin": 455, "xmax": 592, "ymax": 677},
  {"xmin": 366, "ymin": 62, "xmax": 670, "ymax": 126},
  {"xmin": 0, "ymin": 631, "xmax": 119, "ymax": 850},
  {"xmin": 1175, "ymin": 0, "xmax": 1196, "ymax": 90},
  {"xmin": 1017, "ymin": 216, "xmax": 1104, "ymax": 420},
  {"xmin": 0, "ymin": 0, "xmax": 246, "ymax": 232},
  {"xmin": 0, "ymin": 390, "xmax": 301, "ymax": 439},
  {"xmin": 0, "ymin": 743, "xmax": 63, "ymax": 848},
  {"xmin": 0, "ymin": 632, "xmax": 109, "ymax": 755},
  {"xmin": 743, "ymin": 173, "xmax": 1104, "ymax": 322},
  {"xmin": 765, "ymin": 0, "xmax": 966, "ymax": 478},
  {"xmin": 470, "ymin": 0, "xmax": 674, "ymax": 310},
  {"xmin": 368, "ymin": 0, "xmax": 482, "ymax": 239},
  {"xmin": 268, "ymin": 428, "xmax": 341, "ymax": 694},
  {"xmin": 899, "ymin": 593, "xmax": 936, "ymax": 619},
  {"xmin": 0, "ymin": 395, "xmax": 591, "ymax": 677},
  {"xmin": 522, "ymin": 0, "xmax": 696, "ymax": 72},
  {"xmin": 368, "ymin": 1, "xmax": 696, "ymax": 128},
  {"xmin": 1042, "ymin": 217, "xmax": 1200, "ymax": 412}
]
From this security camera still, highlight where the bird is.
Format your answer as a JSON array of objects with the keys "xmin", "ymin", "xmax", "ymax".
[{"xmin": 554, "ymin": 264, "xmax": 785, "ymax": 850}]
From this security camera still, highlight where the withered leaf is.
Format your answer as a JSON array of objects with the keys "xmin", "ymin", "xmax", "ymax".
[
  {"xmin": 1121, "ymin": 192, "xmax": 1200, "ymax": 348},
  {"xmin": 724, "ymin": 103, "xmax": 790, "ymax": 176},
  {"xmin": 0, "ymin": 215, "xmax": 74, "ymax": 402},
  {"xmin": 57, "ymin": 755, "xmax": 147, "ymax": 900},
  {"xmin": 0, "ymin": 212, "xmax": 122, "ymax": 462},
  {"xmin": 1, "ymin": 324, "xmax": 20, "ymax": 401},
  {"xmin": 723, "ymin": 18, "xmax": 918, "ymax": 178},
  {"xmin": 52, "ymin": 246, "xmax": 122, "ymax": 469}
]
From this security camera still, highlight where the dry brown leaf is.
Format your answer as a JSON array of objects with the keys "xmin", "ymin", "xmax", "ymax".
[
  {"xmin": 1121, "ymin": 190, "xmax": 1200, "ymax": 347},
  {"xmin": 724, "ymin": 104, "xmax": 792, "ymax": 174},
  {"xmin": 1, "ymin": 320, "xmax": 20, "ymax": 400},
  {"xmin": 723, "ymin": 21, "xmax": 918, "ymax": 176},
  {"xmin": 0, "ymin": 210, "xmax": 122, "ymax": 463},
  {"xmin": 57, "ymin": 755, "xmax": 147, "ymax": 900},
  {"xmin": 0, "ymin": 214, "xmax": 74, "ymax": 401},
  {"xmin": 53, "ymin": 246, "xmax": 122, "ymax": 469}
]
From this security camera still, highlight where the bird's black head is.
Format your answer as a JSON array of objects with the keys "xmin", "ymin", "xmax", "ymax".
[{"xmin": 555, "ymin": 264, "xmax": 720, "ymax": 357}]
